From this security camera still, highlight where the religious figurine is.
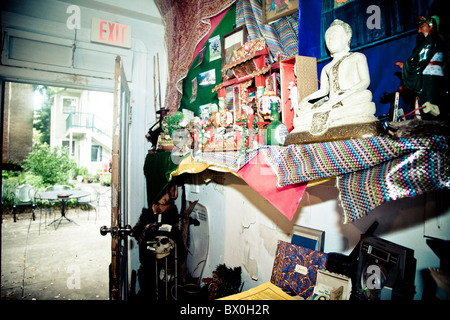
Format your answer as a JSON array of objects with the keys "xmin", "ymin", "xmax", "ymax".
[
  {"xmin": 395, "ymin": 15, "xmax": 447, "ymax": 121},
  {"xmin": 286, "ymin": 19, "xmax": 383, "ymax": 145},
  {"xmin": 288, "ymin": 80, "xmax": 298, "ymax": 118},
  {"xmin": 210, "ymin": 98, "xmax": 233, "ymax": 128},
  {"xmin": 258, "ymin": 90, "xmax": 281, "ymax": 122}
]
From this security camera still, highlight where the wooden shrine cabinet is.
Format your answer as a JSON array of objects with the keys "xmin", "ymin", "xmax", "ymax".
[{"xmin": 205, "ymin": 38, "xmax": 319, "ymax": 151}]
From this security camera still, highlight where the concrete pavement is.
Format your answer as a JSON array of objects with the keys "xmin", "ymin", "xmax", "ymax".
[{"xmin": 1, "ymin": 183, "xmax": 112, "ymax": 300}]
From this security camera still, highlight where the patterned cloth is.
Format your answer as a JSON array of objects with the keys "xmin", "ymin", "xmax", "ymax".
[
  {"xmin": 338, "ymin": 148, "xmax": 450, "ymax": 223},
  {"xmin": 261, "ymin": 135, "xmax": 450, "ymax": 223},
  {"xmin": 236, "ymin": 0, "xmax": 299, "ymax": 60},
  {"xmin": 271, "ymin": 240, "xmax": 328, "ymax": 298},
  {"xmin": 262, "ymin": 135, "xmax": 449, "ymax": 187},
  {"xmin": 194, "ymin": 148, "xmax": 258, "ymax": 171},
  {"xmin": 190, "ymin": 135, "xmax": 449, "ymax": 223}
]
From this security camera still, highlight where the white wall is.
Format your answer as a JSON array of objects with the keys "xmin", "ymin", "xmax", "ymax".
[{"xmin": 178, "ymin": 171, "xmax": 448, "ymax": 300}]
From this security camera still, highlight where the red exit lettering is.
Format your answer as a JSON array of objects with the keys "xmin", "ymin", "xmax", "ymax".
[{"xmin": 99, "ymin": 20, "xmax": 127, "ymax": 44}]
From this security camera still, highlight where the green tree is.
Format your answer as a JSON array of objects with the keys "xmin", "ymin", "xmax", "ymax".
[
  {"xmin": 23, "ymin": 143, "xmax": 77, "ymax": 186},
  {"xmin": 33, "ymin": 85, "xmax": 58, "ymax": 145}
]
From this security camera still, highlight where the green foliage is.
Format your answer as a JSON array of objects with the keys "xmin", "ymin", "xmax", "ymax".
[
  {"xmin": 22, "ymin": 172, "xmax": 45, "ymax": 190},
  {"xmin": 1, "ymin": 177, "xmax": 18, "ymax": 207},
  {"xmin": 33, "ymin": 104, "xmax": 51, "ymax": 144},
  {"xmin": 1, "ymin": 173, "xmax": 44, "ymax": 207},
  {"xmin": 162, "ymin": 111, "xmax": 184, "ymax": 136},
  {"xmin": 1, "ymin": 144, "xmax": 76, "ymax": 209},
  {"xmin": 33, "ymin": 85, "xmax": 58, "ymax": 144},
  {"xmin": 23, "ymin": 143, "xmax": 77, "ymax": 186},
  {"xmin": 74, "ymin": 166, "xmax": 89, "ymax": 178},
  {"xmin": 99, "ymin": 173, "xmax": 111, "ymax": 186}
]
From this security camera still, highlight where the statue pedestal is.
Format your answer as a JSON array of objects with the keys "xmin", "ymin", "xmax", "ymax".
[{"xmin": 284, "ymin": 121, "xmax": 385, "ymax": 145}]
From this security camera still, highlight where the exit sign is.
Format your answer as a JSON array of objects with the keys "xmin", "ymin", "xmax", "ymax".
[{"xmin": 91, "ymin": 18, "xmax": 131, "ymax": 48}]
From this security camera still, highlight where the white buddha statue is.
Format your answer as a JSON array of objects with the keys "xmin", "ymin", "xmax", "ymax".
[{"xmin": 287, "ymin": 19, "xmax": 382, "ymax": 144}]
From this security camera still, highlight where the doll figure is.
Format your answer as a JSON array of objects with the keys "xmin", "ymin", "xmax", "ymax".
[{"xmin": 395, "ymin": 15, "xmax": 447, "ymax": 120}]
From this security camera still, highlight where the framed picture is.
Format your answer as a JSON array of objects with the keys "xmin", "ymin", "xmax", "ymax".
[
  {"xmin": 262, "ymin": 0, "xmax": 299, "ymax": 24},
  {"xmin": 314, "ymin": 270, "xmax": 352, "ymax": 300},
  {"xmin": 222, "ymin": 25, "xmax": 247, "ymax": 79},
  {"xmin": 198, "ymin": 69, "xmax": 216, "ymax": 88},
  {"xmin": 190, "ymin": 77, "xmax": 197, "ymax": 102},
  {"xmin": 209, "ymin": 35, "xmax": 221, "ymax": 62},
  {"xmin": 291, "ymin": 225, "xmax": 325, "ymax": 252}
]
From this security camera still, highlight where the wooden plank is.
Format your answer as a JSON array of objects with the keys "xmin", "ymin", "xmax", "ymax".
[{"xmin": 110, "ymin": 55, "xmax": 121, "ymax": 300}]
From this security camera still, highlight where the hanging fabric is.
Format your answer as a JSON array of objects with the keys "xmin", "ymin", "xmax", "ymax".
[
  {"xmin": 155, "ymin": 0, "xmax": 236, "ymax": 113},
  {"xmin": 235, "ymin": 0, "xmax": 299, "ymax": 61}
]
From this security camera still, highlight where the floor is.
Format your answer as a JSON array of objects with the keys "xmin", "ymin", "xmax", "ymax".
[{"xmin": 1, "ymin": 182, "xmax": 111, "ymax": 300}]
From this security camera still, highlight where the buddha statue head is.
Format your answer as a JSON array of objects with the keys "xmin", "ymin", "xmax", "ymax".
[{"xmin": 325, "ymin": 19, "xmax": 352, "ymax": 57}]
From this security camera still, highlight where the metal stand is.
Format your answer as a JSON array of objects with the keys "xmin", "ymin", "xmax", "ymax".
[
  {"xmin": 154, "ymin": 243, "xmax": 178, "ymax": 300},
  {"xmin": 48, "ymin": 199, "xmax": 78, "ymax": 229}
]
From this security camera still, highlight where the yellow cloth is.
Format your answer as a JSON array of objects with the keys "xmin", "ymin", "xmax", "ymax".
[
  {"xmin": 169, "ymin": 155, "xmax": 240, "ymax": 180},
  {"xmin": 169, "ymin": 155, "xmax": 331, "ymax": 187},
  {"xmin": 219, "ymin": 282, "xmax": 298, "ymax": 300}
]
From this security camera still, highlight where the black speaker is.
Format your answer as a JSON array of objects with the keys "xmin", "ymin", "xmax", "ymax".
[{"xmin": 352, "ymin": 236, "xmax": 416, "ymax": 300}]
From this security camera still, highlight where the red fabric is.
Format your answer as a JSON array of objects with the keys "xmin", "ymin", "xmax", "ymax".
[
  {"xmin": 155, "ymin": 0, "xmax": 236, "ymax": 113},
  {"xmin": 191, "ymin": 9, "xmax": 229, "ymax": 67},
  {"xmin": 237, "ymin": 151, "xmax": 306, "ymax": 220}
]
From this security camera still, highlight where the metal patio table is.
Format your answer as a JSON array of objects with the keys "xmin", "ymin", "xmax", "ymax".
[{"xmin": 35, "ymin": 190, "xmax": 90, "ymax": 229}]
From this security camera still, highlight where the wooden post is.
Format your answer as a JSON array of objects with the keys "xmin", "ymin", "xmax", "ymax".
[
  {"xmin": 154, "ymin": 55, "xmax": 157, "ymax": 119},
  {"xmin": 157, "ymin": 53, "xmax": 161, "ymax": 111},
  {"xmin": 110, "ymin": 56, "xmax": 121, "ymax": 300}
]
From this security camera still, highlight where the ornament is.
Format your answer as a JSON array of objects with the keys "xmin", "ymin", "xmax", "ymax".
[{"xmin": 258, "ymin": 90, "xmax": 281, "ymax": 121}]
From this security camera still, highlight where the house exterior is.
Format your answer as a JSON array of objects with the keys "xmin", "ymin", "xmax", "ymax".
[{"xmin": 50, "ymin": 88, "xmax": 113, "ymax": 175}]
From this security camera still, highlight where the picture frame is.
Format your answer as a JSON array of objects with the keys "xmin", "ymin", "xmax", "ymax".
[
  {"xmin": 262, "ymin": 0, "xmax": 299, "ymax": 24},
  {"xmin": 209, "ymin": 35, "xmax": 221, "ymax": 62},
  {"xmin": 291, "ymin": 225, "xmax": 325, "ymax": 252},
  {"xmin": 222, "ymin": 25, "xmax": 247, "ymax": 80},
  {"xmin": 314, "ymin": 269, "xmax": 352, "ymax": 300},
  {"xmin": 198, "ymin": 69, "xmax": 216, "ymax": 88}
]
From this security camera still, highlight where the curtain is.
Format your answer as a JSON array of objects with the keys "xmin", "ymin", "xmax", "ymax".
[
  {"xmin": 155, "ymin": 0, "xmax": 236, "ymax": 113},
  {"xmin": 180, "ymin": 6, "xmax": 237, "ymax": 115},
  {"xmin": 297, "ymin": 0, "xmax": 321, "ymax": 58},
  {"xmin": 235, "ymin": 0, "xmax": 299, "ymax": 62}
]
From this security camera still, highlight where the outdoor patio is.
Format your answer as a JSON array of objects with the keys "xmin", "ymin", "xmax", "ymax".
[{"xmin": 1, "ymin": 182, "xmax": 111, "ymax": 300}]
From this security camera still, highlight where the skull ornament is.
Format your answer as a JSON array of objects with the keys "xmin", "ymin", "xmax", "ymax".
[{"xmin": 151, "ymin": 235, "xmax": 175, "ymax": 259}]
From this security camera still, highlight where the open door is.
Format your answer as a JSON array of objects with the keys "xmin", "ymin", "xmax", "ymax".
[{"xmin": 100, "ymin": 56, "xmax": 132, "ymax": 300}]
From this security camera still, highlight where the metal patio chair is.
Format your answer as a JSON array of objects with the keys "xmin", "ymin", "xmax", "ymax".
[
  {"xmin": 76, "ymin": 186, "xmax": 100, "ymax": 223},
  {"xmin": 13, "ymin": 184, "xmax": 36, "ymax": 222}
]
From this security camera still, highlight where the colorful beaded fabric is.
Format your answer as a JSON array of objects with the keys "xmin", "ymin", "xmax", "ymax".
[{"xmin": 261, "ymin": 135, "xmax": 450, "ymax": 223}]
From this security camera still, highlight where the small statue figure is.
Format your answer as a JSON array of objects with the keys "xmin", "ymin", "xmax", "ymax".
[
  {"xmin": 211, "ymin": 98, "xmax": 233, "ymax": 128},
  {"xmin": 287, "ymin": 19, "xmax": 382, "ymax": 144},
  {"xmin": 288, "ymin": 80, "xmax": 298, "ymax": 118},
  {"xmin": 395, "ymin": 15, "xmax": 447, "ymax": 120},
  {"xmin": 258, "ymin": 90, "xmax": 281, "ymax": 122}
]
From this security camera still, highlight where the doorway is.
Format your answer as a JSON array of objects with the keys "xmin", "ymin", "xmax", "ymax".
[{"xmin": 1, "ymin": 81, "xmax": 113, "ymax": 300}]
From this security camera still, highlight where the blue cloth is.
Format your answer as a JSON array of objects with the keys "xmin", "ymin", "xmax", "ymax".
[{"xmin": 298, "ymin": 0, "xmax": 321, "ymax": 58}]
